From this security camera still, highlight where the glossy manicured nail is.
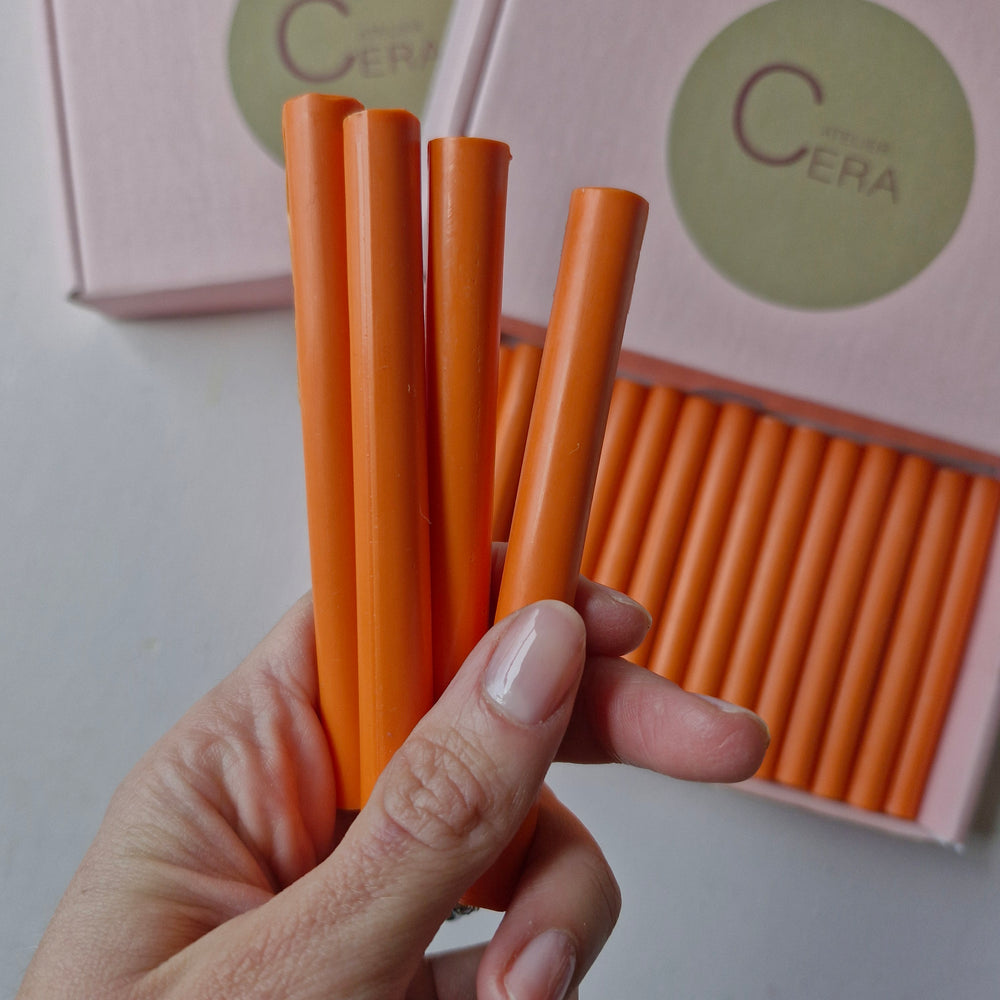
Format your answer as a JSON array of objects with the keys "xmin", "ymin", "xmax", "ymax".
[{"xmin": 484, "ymin": 601, "xmax": 584, "ymax": 725}]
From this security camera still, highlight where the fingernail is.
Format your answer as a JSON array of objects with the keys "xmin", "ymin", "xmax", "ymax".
[
  {"xmin": 504, "ymin": 929, "xmax": 577, "ymax": 1000},
  {"xmin": 694, "ymin": 694, "xmax": 771, "ymax": 742},
  {"xmin": 484, "ymin": 602, "xmax": 584, "ymax": 725}
]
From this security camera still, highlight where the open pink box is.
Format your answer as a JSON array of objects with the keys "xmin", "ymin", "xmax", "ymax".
[
  {"xmin": 424, "ymin": 0, "xmax": 1000, "ymax": 845},
  {"xmin": 41, "ymin": 0, "xmax": 454, "ymax": 318}
]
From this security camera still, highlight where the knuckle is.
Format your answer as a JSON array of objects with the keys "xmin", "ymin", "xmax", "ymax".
[{"xmin": 376, "ymin": 730, "xmax": 505, "ymax": 854}]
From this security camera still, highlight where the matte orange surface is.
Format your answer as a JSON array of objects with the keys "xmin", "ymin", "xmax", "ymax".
[
  {"xmin": 721, "ymin": 425, "xmax": 826, "ymax": 708},
  {"xmin": 626, "ymin": 395, "xmax": 718, "ymax": 666},
  {"xmin": 811, "ymin": 454, "xmax": 933, "ymax": 800},
  {"xmin": 282, "ymin": 93, "xmax": 364, "ymax": 810},
  {"xmin": 473, "ymin": 187, "xmax": 647, "ymax": 912},
  {"xmin": 580, "ymin": 378, "xmax": 648, "ymax": 578},
  {"xmin": 684, "ymin": 415, "xmax": 789, "ymax": 697},
  {"xmin": 495, "ymin": 187, "xmax": 648, "ymax": 620},
  {"xmin": 426, "ymin": 137, "xmax": 510, "ymax": 698},
  {"xmin": 592, "ymin": 385, "xmax": 682, "ymax": 591},
  {"xmin": 846, "ymin": 468, "xmax": 968, "ymax": 811},
  {"xmin": 492, "ymin": 343, "xmax": 542, "ymax": 541},
  {"xmin": 884, "ymin": 475, "xmax": 1000, "ymax": 819},
  {"xmin": 646, "ymin": 402, "xmax": 756, "ymax": 683},
  {"xmin": 755, "ymin": 437, "xmax": 861, "ymax": 780},
  {"xmin": 344, "ymin": 109, "xmax": 434, "ymax": 802},
  {"xmin": 774, "ymin": 445, "xmax": 899, "ymax": 789}
]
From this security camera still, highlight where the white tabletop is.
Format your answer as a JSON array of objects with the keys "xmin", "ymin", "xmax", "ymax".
[{"xmin": 3, "ymin": 5, "xmax": 999, "ymax": 998}]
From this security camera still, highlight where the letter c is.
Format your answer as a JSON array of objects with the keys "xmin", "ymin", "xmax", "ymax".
[
  {"xmin": 733, "ymin": 63, "xmax": 823, "ymax": 166},
  {"xmin": 278, "ymin": 0, "xmax": 354, "ymax": 83}
]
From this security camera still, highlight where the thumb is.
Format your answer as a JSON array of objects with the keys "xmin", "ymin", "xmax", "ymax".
[{"xmin": 188, "ymin": 600, "xmax": 586, "ymax": 999}]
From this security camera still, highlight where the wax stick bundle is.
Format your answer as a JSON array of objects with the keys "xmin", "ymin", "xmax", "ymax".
[
  {"xmin": 492, "ymin": 356, "xmax": 1000, "ymax": 817},
  {"xmin": 286, "ymin": 94, "xmax": 652, "ymax": 909},
  {"xmin": 284, "ymin": 96, "xmax": 509, "ymax": 810}
]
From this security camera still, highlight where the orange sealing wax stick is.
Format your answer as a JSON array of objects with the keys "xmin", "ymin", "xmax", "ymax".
[
  {"xmin": 580, "ymin": 377, "xmax": 648, "ymax": 578},
  {"xmin": 592, "ymin": 385, "xmax": 682, "ymax": 591},
  {"xmin": 721, "ymin": 425, "xmax": 826, "ymax": 708},
  {"xmin": 426, "ymin": 136, "xmax": 511, "ymax": 698},
  {"xmin": 755, "ymin": 437, "xmax": 861, "ymax": 779},
  {"xmin": 282, "ymin": 93, "xmax": 365, "ymax": 810},
  {"xmin": 883, "ymin": 474, "xmax": 1000, "ymax": 819},
  {"xmin": 625, "ymin": 395, "xmax": 718, "ymax": 666},
  {"xmin": 344, "ymin": 109, "xmax": 434, "ymax": 801},
  {"xmin": 495, "ymin": 187, "xmax": 648, "ymax": 618},
  {"xmin": 497, "ymin": 342, "xmax": 515, "ymax": 417},
  {"xmin": 846, "ymin": 468, "xmax": 968, "ymax": 811},
  {"xmin": 469, "ymin": 186, "xmax": 648, "ymax": 912},
  {"xmin": 492, "ymin": 342, "xmax": 543, "ymax": 541},
  {"xmin": 685, "ymin": 414, "xmax": 789, "ymax": 697},
  {"xmin": 811, "ymin": 454, "xmax": 933, "ymax": 800},
  {"xmin": 774, "ymin": 444, "xmax": 899, "ymax": 789},
  {"xmin": 646, "ymin": 402, "xmax": 756, "ymax": 684}
]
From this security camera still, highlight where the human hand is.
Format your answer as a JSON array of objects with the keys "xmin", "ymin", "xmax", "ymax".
[{"xmin": 18, "ymin": 567, "xmax": 768, "ymax": 999}]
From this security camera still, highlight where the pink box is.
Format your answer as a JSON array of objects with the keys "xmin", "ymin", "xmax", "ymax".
[
  {"xmin": 42, "ymin": 0, "xmax": 454, "ymax": 318},
  {"xmin": 425, "ymin": 0, "xmax": 1000, "ymax": 845}
]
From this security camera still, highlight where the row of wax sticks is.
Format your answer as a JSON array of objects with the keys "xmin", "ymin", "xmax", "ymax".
[{"xmin": 493, "ymin": 341, "xmax": 1000, "ymax": 820}]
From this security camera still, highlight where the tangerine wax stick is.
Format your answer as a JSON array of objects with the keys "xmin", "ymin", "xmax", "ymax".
[
  {"xmin": 721, "ymin": 425, "xmax": 826, "ymax": 708},
  {"xmin": 626, "ymin": 395, "xmax": 719, "ymax": 666},
  {"xmin": 497, "ymin": 342, "xmax": 514, "ymax": 417},
  {"xmin": 344, "ymin": 109, "xmax": 434, "ymax": 801},
  {"xmin": 685, "ymin": 414, "xmax": 789, "ymax": 697},
  {"xmin": 884, "ymin": 475, "xmax": 1000, "ymax": 819},
  {"xmin": 755, "ymin": 437, "xmax": 861, "ymax": 779},
  {"xmin": 846, "ymin": 468, "xmax": 968, "ymax": 811},
  {"xmin": 469, "ymin": 187, "xmax": 648, "ymax": 912},
  {"xmin": 495, "ymin": 187, "xmax": 649, "ymax": 618},
  {"xmin": 592, "ymin": 385, "xmax": 683, "ymax": 591},
  {"xmin": 282, "ymin": 93, "xmax": 364, "ymax": 810},
  {"xmin": 774, "ymin": 444, "xmax": 899, "ymax": 789},
  {"xmin": 492, "ymin": 342, "xmax": 543, "ymax": 541},
  {"xmin": 811, "ymin": 454, "xmax": 933, "ymax": 800},
  {"xmin": 580, "ymin": 377, "xmax": 648, "ymax": 578},
  {"xmin": 426, "ymin": 136, "xmax": 510, "ymax": 698},
  {"xmin": 646, "ymin": 402, "xmax": 756, "ymax": 684}
]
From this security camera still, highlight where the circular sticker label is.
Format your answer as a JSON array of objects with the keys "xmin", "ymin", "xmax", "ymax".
[
  {"xmin": 229, "ymin": 0, "xmax": 453, "ymax": 162},
  {"xmin": 668, "ymin": 0, "xmax": 975, "ymax": 309}
]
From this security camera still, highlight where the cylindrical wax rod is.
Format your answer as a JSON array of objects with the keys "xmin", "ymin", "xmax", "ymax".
[
  {"xmin": 497, "ymin": 341, "xmax": 514, "ymax": 411},
  {"xmin": 282, "ymin": 93, "xmax": 364, "ymax": 810},
  {"xmin": 811, "ymin": 454, "xmax": 933, "ymax": 800},
  {"xmin": 580, "ymin": 377, "xmax": 648, "ymax": 578},
  {"xmin": 591, "ymin": 385, "xmax": 683, "ymax": 591},
  {"xmin": 646, "ymin": 402, "xmax": 756, "ymax": 684},
  {"xmin": 721, "ymin": 425, "xmax": 826, "ymax": 708},
  {"xmin": 492, "ymin": 342, "xmax": 543, "ymax": 542},
  {"xmin": 685, "ymin": 414, "xmax": 789, "ymax": 697},
  {"xmin": 626, "ymin": 395, "xmax": 719, "ymax": 666},
  {"xmin": 884, "ymin": 475, "xmax": 1000, "ymax": 819},
  {"xmin": 755, "ymin": 437, "xmax": 861, "ymax": 779},
  {"xmin": 846, "ymin": 468, "xmax": 968, "ymax": 811},
  {"xmin": 774, "ymin": 444, "xmax": 899, "ymax": 789},
  {"xmin": 495, "ymin": 187, "xmax": 648, "ymax": 619},
  {"xmin": 470, "ymin": 187, "xmax": 647, "ymax": 912},
  {"xmin": 344, "ymin": 109, "xmax": 434, "ymax": 802},
  {"xmin": 426, "ymin": 137, "xmax": 510, "ymax": 698}
]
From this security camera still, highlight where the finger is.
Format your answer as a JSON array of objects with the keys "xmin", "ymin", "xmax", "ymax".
[
  {"xmin": 475, "ymin": 786, "xmax": 620, "ymax": 1000},
  {"xmin": 561, "ymin": 655, "xmax": 770, "ymax": 781},
  {"xmin": 490, "ymin": 543, "xmax": 652, "ymax": 657},
  {"xmin": 179, "ymin": 600, "xmax": 588, "ymax": 999}
]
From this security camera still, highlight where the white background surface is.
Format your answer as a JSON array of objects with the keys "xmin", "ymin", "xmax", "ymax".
[{"xmin": 4, "ymin": 4, "xmax": 1000, "ymax": 997}]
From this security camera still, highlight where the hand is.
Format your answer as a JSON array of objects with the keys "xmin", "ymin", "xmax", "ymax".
[{"xmin": 18, "ymin": 569, "xmax": 768, "ymax": 999}]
